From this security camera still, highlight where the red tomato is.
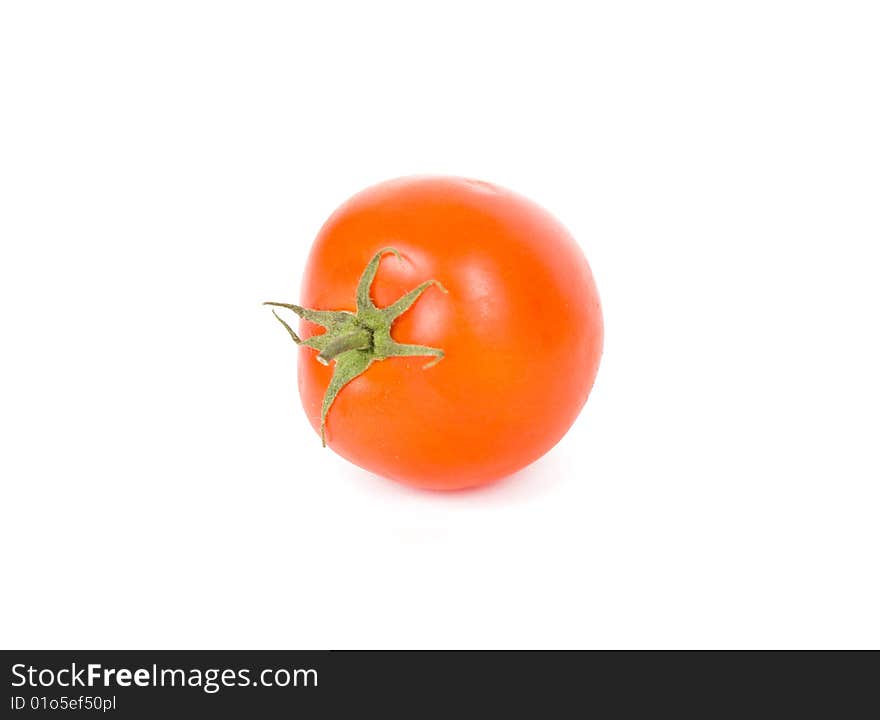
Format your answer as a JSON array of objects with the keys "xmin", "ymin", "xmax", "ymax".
[{"xmin": 267, "ymin": 176, "xmax": 602, "ymax": 490}]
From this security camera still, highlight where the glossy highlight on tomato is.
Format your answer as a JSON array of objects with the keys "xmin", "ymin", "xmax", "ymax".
[{"xmin": 268, "ymin": 176, "xmax": 603, "ymax": 490}]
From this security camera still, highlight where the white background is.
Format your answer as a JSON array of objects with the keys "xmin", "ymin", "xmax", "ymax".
[{"xmin": 1, "ymin": 1, "xmax": 878, "ymax": 649}]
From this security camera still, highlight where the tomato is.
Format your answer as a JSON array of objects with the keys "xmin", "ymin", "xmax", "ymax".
[{"xmin": 267, "ymin": 176, "xmax": 602, "ymax": 490}]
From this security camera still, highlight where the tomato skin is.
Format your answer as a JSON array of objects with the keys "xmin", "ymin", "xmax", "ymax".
[{"xmin": 297, "ymin": 176, "xmax": 602, "ymax": 490}]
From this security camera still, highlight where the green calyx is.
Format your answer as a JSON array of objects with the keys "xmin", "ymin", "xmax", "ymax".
[{"xmin": 265, "ymin": 248, "xmax": 447, "ymax": 445}]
